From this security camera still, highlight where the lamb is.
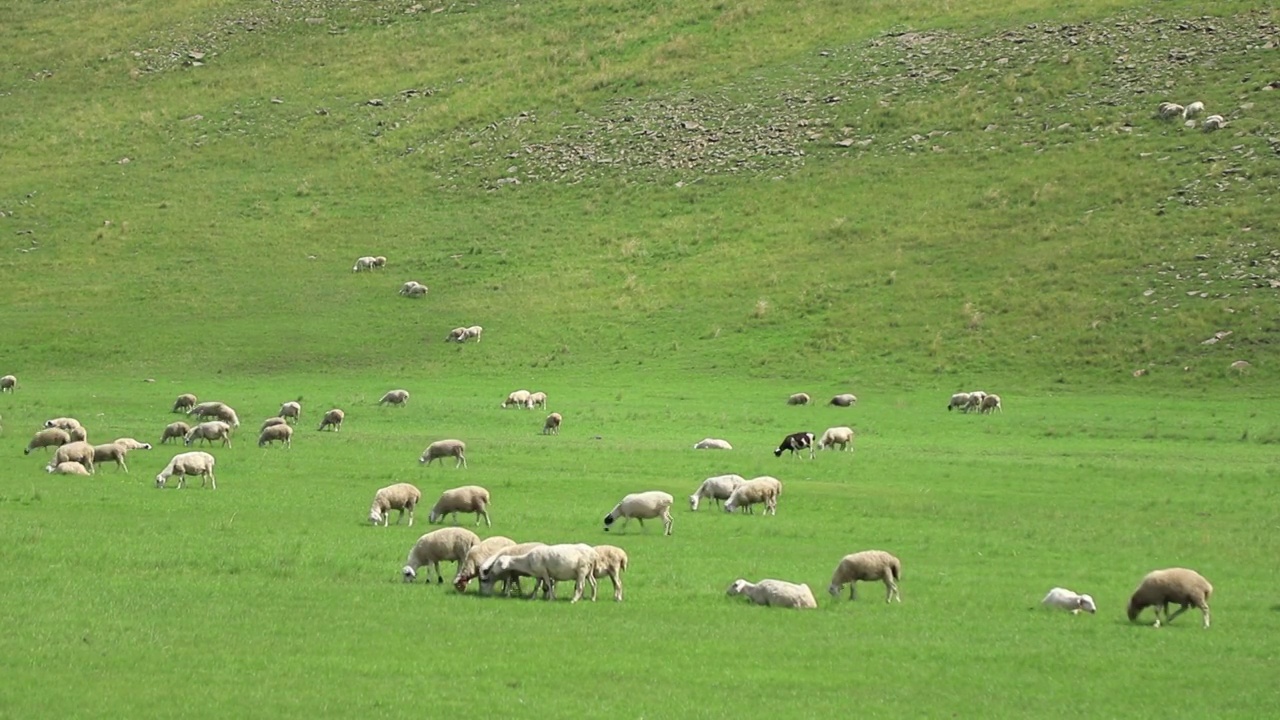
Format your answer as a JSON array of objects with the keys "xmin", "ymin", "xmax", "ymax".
[
  {"xmin": 24, "ymin": 427, "xmax": 71, "ymax": 455},
  {"xmin": 369, "ymin": 482, "xmax": 423, "ymax": 526},
  {"xmin": 786, "ymin": 392, "xmax": 811, "ymax": 405},
  {"xmin": 828, "ymin": 550, "xmax": 902, "ymax": 603},
  {"xmin": 723, "ymin": 476, "xmax": 782, "ymax": 516},
  {"xmin": 947, "ymin": 392, "xmax": 972, "ymax": 412},
  {"xmin": 378, "ymin": 389, "xmax": 410, "ymax": 406},
  {"xmin": 464, "ymin": 325, "xmax": 483, "ymax": 342},
  {"xmin": 427, "ymin": 485, "xmax": 491, "ymax": 527},
  {"xmin": 0, "ymin": 374, "xmax": 16, "ymax": 392},
  {"xmin": 1127, "ymin": 567, "xmax": 1213, "ymax": 629},
  {"xmin": 476, "ymin": 542, "xmax": 548, "ymax": 596},
  {"xmin": 482, "ymin": 544, "xmax": 598, "ymax": 603},
  {"xmin": 49, "ymin": 441, "xmax": 96, "ymax": 475},
  {"xmin": 402, "ymin": 526, "xmax": 481, "ymax": 584},
  {"xmin": 44, "ymin": 417, "xmax": 83, "ymax": 432},
  {"xmin": 773, "ymin": 431, "xmax": 815, "ymax": 459},
  {"xmin": 317, "ymin": 408, "xmax": 345, "ymax": 432},
  {"xmin": 260, "ymin": 416, "xmax": 288, "ymax": 431},
  {"xmin": 829, "ymin": 393, "xmax": 858, "ymax": 407},
  {"xmin": 726, "ymin": 579, "xmax": 818, "ymax": 609},
  {"xmin": 90, "ymin": 442, "xmax": 131, "ymax": 473},
  {"xmin": 693, "ymin": 438, "xmax": 733, "ymax": 450},
  {"xmin": 48, "ymin": 461, "xmax": 91, "ymax": 476},
  {"xmin": 502, "ymin": 389, "xmax": 531, "ymax": 408},
  {"xmin": 689, "ymin": 474, "xmax": 746, "ymax": 511},
  {"xmin": 452, "ymin": 535, "xmax": 517, "ymax": 591},
  {"xmin": 1202, "ymin": 114, "xmax": 1226, "ymax": 131},
  {"xmin": 352, "ymin": 255, "xmax": 378, "ymax": 272},
  {"xmin": 980, "ymin": 394, "xmax": 1003, "ymax": 414},
  {"xmin": 161, "ymin": 422, "xmax": 191, "ymax": 444},
  {"xmin": 591, "ymin": 545, "xmax": 629, "ymax": 602},
  {"xmin": 398, "ymin": 281, "xmax": 427, "ymax": 297},
  {"xmin": 257, "ymin": 423, "xmax": 294, "ymax": 448},
  {"xmin": 419, "ymin": 439, "xmax": 467, "ymax": 468},
  {"xmin": 603, "ymin": 490, "xmax": 674, "ymax": 535},
  {"xmin": 1041, "ymin": 587, "xmax": 1097, "ymax": 615},
  {"xmin": 184, "ymin": 421, "xmax": 232, "ymax": 447},
  {"xmin": 172, "ymin": 393, "xmax": 197, "ymax": 413},
  {"xmin": 525, "ymin": 391, "xmax": 547, "ymax": 409},
  {"xmin": 543, "ymin": 412, "xmax": 562, "ymax": 435},
  {"xmin": 278, "ymin": 401, "xmax": 301, "ymax": 424},
  {"xmin": 154, "ymin": 451, "xmax": 217, "ymax": 489},
  {"xmin": 1157, "ymin": 101, "xmax": 1185, "ymax": 119},
  {"xmin": 818, "ymin": 426, "xmax": 855, "ymax": 451},
  {"xmin": 112, "ymin": 438, "xmax": 153, "ymax": 451}
]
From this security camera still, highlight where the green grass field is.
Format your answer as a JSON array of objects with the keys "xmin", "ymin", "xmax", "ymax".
[{"xmin": 2, "ymin": 0, "xmax": 1279, "ymax": 716}]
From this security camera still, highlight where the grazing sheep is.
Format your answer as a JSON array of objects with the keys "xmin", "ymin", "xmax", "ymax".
[
  {"xmin": 603, "ymin": 490, "xmax": 674, "ymax": 535},
  {"xmin": 184, "ymin": 421, "xmax": 233, "ymax": 448},
  {"xmin": 428, "ymin": 485, "xmax": 491, "ymax": 527},
  {"xmin": 187, "ymin": 401, "xmax": 225, "ymax": 419},
  {"xmin": 172, "ymin": 393, "xmax": 197, "ymax": 413},
  {"xmin": 257, "ymin": 423, "xmax": 294, "ymax": 448},
  {"xmin": 1202, "ymin": 114, "xmax": 1226, "ymax": 131},
  {"xmin": 278, "ymin": 401, "xmax": 301, "ymax": 424},
  {"xmin": 161, "ymin": 422, "xmax": 191, "ymax": 445},
  {"xmin": 90, "ymin": 442, "xmax": 131, "ymax": 473},
  {"xmin": 525, "ymin": 391, "xmax": 547, "ymax": 409},
  {"xmin": 0, "ymin": 374, "xmax": 16, "ymax": 392},
  {"xmin": 445, "ymin": 327, "xmax": 468, "ymax": 343},
  {"xmin": 373, "ymin": 256, "xmax": 387, "ymax": 268},
  {"xmin": 47, "ymin": 461, "xmax": 91, "ymax": 476},
  {"xmin": 1157, "ymin": 101, "xmax": 1185, "ymax": 119},
  {"xmin": 49, "ymin": 441, "xmax": 96, "ymax": 475},
  {"xmin": 724, "ymin": 476, "xmax": 782, "ymax": 516},
  {"xmin": 464, "ymin": 325, "xmax": 483, "ymax": 343},
  {"xmin": 689, "ymin": 474, "xmax": 746, "ymax": 511},
  {"xmin": 452, "ymin": 535, "xmax": 517, "ymax": 591},
  {"xmin": 155, "ymin": 451, "xmax": 217, "ymax": 489},
  {"xmin": 693, "ymin": 438, "xmax": 733, "ymax": 450},
  {"xmin": 112, "ymin": 438, "xmax": 153, "ymax": 451},
  {"xmin": 369, "ymin": 482, "xmax": 423, "ymax": 527},
  {"xmin": 1042, "ymin": 587, "xmax": 1097, "ymax": 615},
  {"xmin": 378, "ymin": 389, "xmax": 410, "ymax": 406},
  {"xmin": 817, "ymin": 426, "xmax": 855, "ymax": 451},
  {"xmin": 947, "ymin": 392, "xmax": 972, "ymax": 412},
  {"xmin": 402, "ymin": 527, "xmax": 481, "ymax": 584},
  {"xmin": 1182, "ymin": 101, "xmax": 1205, "ymax": 119},
  {"xmin": 24, "ymin": 427, "xmax": 71, "ymax": 455},
  {"xmin": 399, "ymin": 281, "xmax": 427, "ymax": 297},
  {"xmin": 44, "ymin": 417, "xmax": 83, "ymax": 432},
  {"xmin": 483, "ymin": 544, "xmax": 599, "ymax": 603},
  {"xmin": 260, "ymin": 416, "xmax": 288, "ymax": 431},
  {"xmin": 726, "ymin": 579, "xmax": 818, "ymax": 609},
  {"xmin": 476, "ymin": 542, "xmax": 548, "ymax": 597},
  {"xmin": 786, "ymin": 392, "xmax": 811, "ymax": 405},
  {"xmin": 419, "ymin": 439, "xmax": 467, "ymax": 468},
  {"xmin": 67, "ymin": 426, "xmax": 88, "ymax": 443},
  {"xmin": 211, "ymin": 404, "xmax": 240, "ymax": 428},
  {"xmin": 591, "ymin": 545, "xmax": 629, "ymax": 602},
  {"xmin": 774, "ymin": 431, "xmax": 815, "ymax": 459},
  {"xmin": 1127, "ymin": 568, "xmax": 1213, "ymax": 629},
  {"xmin": 828, "ymin": 550, "xmax": 902, "ymax": 603},
  {"xmin": 317, "ymin": 408, "xmax": 345, "ymax": 432},
  {"xmin": 980, "ymin": 394, "xmax": 1003, "ymax": 414},
  {"xmin": 352, "ymin": 256, "xmax": 378, "ymax": 272},
  {"xmin": 829, "ymin": 393, "xmax": 858, "ymax": 407},
  {"xmin": 543, "ymin": 412, "xmax": 562, "ymax": 435},
  {"xmin": 502, "ymin": 389, "xmax": 531, "ymax": 408},
  {"xmin": 964, "ymin": 391, "xmax": 988, "ymax": 413}
]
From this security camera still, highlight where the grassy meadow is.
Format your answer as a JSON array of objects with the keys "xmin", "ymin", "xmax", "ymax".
[{"xmin": 2, "ymin": 0, "xmax": 1279, "ymax": 716}]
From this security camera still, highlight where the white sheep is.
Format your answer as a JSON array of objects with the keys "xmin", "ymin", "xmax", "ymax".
[
  {"xmin": 1127, "ymin": 567, "xmax": 1213, "ymax": 629},
  {"xmin": 689, "ymin": 474, "xmax": 746, "ymax": 511},
  {"xmin": 112, "ymin": 438, "xmax": 153, "ymax": 451},
  {"xmin": 369, "ymin": 482, "xmax": 423, "ymax": 526},
  {"xmin": 44, "ymin": 417, "xmax": 83, "ymax": 432},
  {"xmin": 445, "ymin": 327, "xmax": 468, "ymax": 343},
  {"xmin": 476, "ymin": 542, "xmax": 548, "ymax": 597},
  {"xmin": 543, "ymin": 412, "xmax": 562, "ymax": 435},
  {"xmin": 786, "ymin": 392, "xmax": 811, "ymax": 405},
  {"xmin": 428, "ymin": 485, "xmax": 491, "ymax": 527},
  {"xmin": 317, "ymin": 408, "xmax": 345, "ymax": 432},
  {"xmin": 1157, "ymin": 101, "xmax": 1185, "ymax": 119},
  {"xmin": 483, "ymin": 544, "xmax": 599, "ymax": 603},
  {"xmin": 185, "ymin": 421, "xmax": 232, "ymax": 447},
  {"xmin": 525, "ymin": 391, "xmax": 547, "ymax": 409},
  {"xmin": 90, "ymin": 442, "xmax": 131, "ymax": 473},
  {"xmin": 1182, "ymin": 101, "xmax": 1205, "ymax": 119},
  {"xmin": 373, "ymin": 256, "xmax": 387, "ymax": 268},
  {"xmin": 47, "ymin": 461, "xmax": 91, "ymax": 476},
  {"xmin": 452, "ymin": 535, "xmax": 517, "ymax": 591},
  {"xmin": 0, "ymin": 374, "xmax": 16, "ymax": 393},
  {"xmin": 278, "ymin": 401, "xmax": 302, "ymax": 424},
  {"xmin": 817, "ymin": 426, "xmax": 855, "ymax": 451},
  {"xmin": 947, "ymin": 392, "xmax": 972, "ymax": 412},
  {"xmin": 155, "ymin": 451, "xmax": 217, "ymax": 489},
  {"xmin": 352, "ymin": 256, "xmax": 378, "ymax": 272},
  {"xmin": 68, "ymin": 426, "xmax": 89, "ymax": 443},
  {"xmin": 172, "ymin": 393, "xmax": 197, "ymax": 413},
  {"xmin": 419, "ymin": 439, "xmax": 467, "ymax": 468},
  {"xmin": 1041, "ymin": 587, "xmax": 1097, "ymax": 615},
  {"xmin": 464, "ymin": 325, "xmax": 483, "ymax": 342},
  {"xmin": 161, "ymin": 421, "xmax": 191, "ymax": 445},
  {"xmin": 828, "ymin": 550, "xmax": 902, "ymax": 603},
  {"xmin": 964, "ymin": 391, "xmax": 988, "ymax": 412},
  {"xmin": 726, "ymin": 579, "xmax": 817, "ymax": 609},
  {"xmin": 186, "ymin": 401, "xmax": 226, "ymax": 420},
  {"xmin": 829, "ymin": 393, "xmax": 857, "ymax": 407},
  {"xmin": 379, "ymin": 389, "xmax": 410, "ymax": 406},
  {"xmin": 980, "ymin": 394, "xmax": 1003, "ymax": 414},
  {"xmin": 257, "ymin": 423, "xmax": 294, "ymax": 448},
  {"xmin": 402, "ymin": 526, "xmax": 481, "ymax": 584},
  {"xmin": 692, "ymin": 438, "xmax": 733, "ymax": 450},
  {"xmin": 502, "ymin": 389, "xmax": 531, "ymax": 408},
  {"xmin": 591, "ymin": 545, "xmax": 629, "ymax": 602},
  {"xmin": 48, "ymin": 441, "xmax": 96, "ymax": 475},
  {"xmin": 24, "ymin": 427, "xmax": 71, "ymax": 455},
  {"xmin": 399, "ymin": 281, "xmax": 427, "ymax": 297},
  {"xmin": 260, "ymin": 416, "xmax": 288, "ymax": 431},
  {"xmin": 603, "ymin": 490, "xmax": 674, "ymax": 535},
  {"xmin": 723, "ymin": 476, "xmax": 782, "ymax": 516},
  {"xmin": 1202, "ymin": 114, "xmax": 1226, "ymax": 131}
]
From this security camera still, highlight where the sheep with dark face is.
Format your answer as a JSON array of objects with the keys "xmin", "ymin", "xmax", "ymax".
[
  {"xmin": 25, "ymin": 428, "xmax": 71, "ymax": 455},
  {"xmin": 1127, "ymin": 568, "xmax": 1213, "ymax": 629},
  {"xmin": 603, "ymin": 491, "xmax": 673, "ymax": 535},
  {"xmin": 773, "ymin": 431, "xmax": 814, "ymax": 459}
]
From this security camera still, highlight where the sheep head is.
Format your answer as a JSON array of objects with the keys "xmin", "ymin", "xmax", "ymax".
[
  {"xmin": 1078, "ymin": 594, "xmax": 1097, "ymax": 614},
  {"xmin": 402, "ymin": 566, "xmax": 418, "ymax": 583}
]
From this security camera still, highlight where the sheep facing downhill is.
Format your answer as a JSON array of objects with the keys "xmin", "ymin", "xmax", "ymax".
[
  {"xmin": 483, "ymin": 544, "xmax": 598, "ymax": 603},
  {"xmin": 402, "ymin": 527, "xmax": 481, "ymax": 584},
  {"xmin": 1183, "ymin": 101, "xmax": 1205, "ymax": 119},
  {"xmin": 774, "ymin": 431, "xmax": 814, "ymax": 459},
  {"xmin": 723, "ymin": 476, "xmax": 782, "ymax": 516},
  {"xmin": 317, "ymin": 408, "xmax": 345, "ymax": 432},
  {"xmin": 278, "ymin": 401, "xmax": 302, "ymax": 424},
  {"xmin": 25, "ymin": 428, "xmax": 71, "ymax": 455},
  {"xmin": 1042, "ymin": 587, "xmax": 1097, "ymax": 615},
  {"xmin": 419, "ymin": 439, "xmax": 467, "ymax": 468},
  {"xmin": 427, "ymin": 485, "xmax": 491, "ymax": 527},
  {"xmin": 369, "ymin": 483, "xmax": 423, "ymax": 527},
  {"xmin": 1127, "ymin": 568, "xmax": 1213, "ymax": 629},
  {"xmin": 828, "ymin": 550, "xmax": 902, "ymax": 603},
  {"xmin": 817, "ymin": 426, "xmax": 855, "ymax": 452},
  {"xmin": 0, "ymin": 375, "xmax": 16, "ymax": 393},
  {"xmin": 542, "ymin": 412, "xmax": 562, "ymax": 435},
  {"xmin": 786, "ymin": 392, "xmax": 811, "ymax": 406},
  {"xmin": 464, "ymin": 325, "xmax": 483, "ymax": 343},
  {"xmin": 726, "ymin": 579, "xmax": 818, "ymax": 609},
  {"xmin": 161, "ymin": 422, "xmax": 191, "ymax": 445},
  {"xmin": 829, "ymin": 393, "xmax": 858, "ymax": 407},
  {"xmin": 689, "ymin": 474, "xmax": 746, "ymax": 511},
  {"xmin": 693, "ymin": 438, "xmax": 733, "ymax": 450},
  {"xmin": 155, "ymin": 451, "xmax": 217, "ymax": 489},
  {"xmin": 452, "ymin": 536, "xmax": 517, "ymax": 591},
  {"xmin": 257, "ymin": 423, "xmax": 294, "ymax": 448},
  {"xmin": 172, "ymin": 393, "xmax": 197, "ymax": 413},
  {"xmin": 603, "ymin": 491, "xmax": 674, "ymax": 535},
  {"xmin": 379, "ymin": 389, "xmax": 410, "ymax": 406}
]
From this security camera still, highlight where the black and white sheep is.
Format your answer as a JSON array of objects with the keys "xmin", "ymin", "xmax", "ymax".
[
  {"xmin": 947, "ymin": 392, "xmax": 971, "ymax": 412},
  {"xmin": 155, "ymin": 451, "xmax": 217, "ymax": 489},
  {"xmin": 369, "ymin": 482, "xmax": 422, "ymax": 526},
  {"xmin": 603, "ymin": 491, "xmax": 674, "ymax": 535},
  {"xmin": 1127, "ymin": 567, "xmax": 1213, "ymax": 629},
  {"xmin": 427, "ymin": 485, "xmax": 491, "ymax": 527},
  {"xmin": 419, "ymin": 439, "xmax": 467, "ymax": 468},
  {"xmin": 24, "ymin": 428, "xmax": 71, "ymax": 455},
  {"xmin": 379, "ymin": 389, "xmax": 410, "ymax": 406},
  {"xmin": 402, "ymin": 527, "xmax": 481, "ymax": 584},
  {"xmin": 726, "ymin": 579, "xmax": 817, "ymax": 609},
  {"xmin": 980, "ymin": 394, "xmax": 1002, "ymax": 414},
  {"xmin": 723, "ymin": 476, "xmax": 782, "ymax": 515},
  {"xmin": 817, "ymin": 426, "xmax": 855, "ymax": 451},
  {"xmin": 828, "ymin": 550, "xmax": 902, "ymax": 603},
  {"xmin": 689, "ymin": 474, "xmax": 746, "ymax": 511},
  {"xmin": 317, "ymin": 408, "xmax": 345, "ymax": 432},
  {"xmin": 1202, "ymin": 114, "xmax": 1226, "ymax": 131},
  {"xmin": 773, "ymin": 431, "xmax": 814, "ymax": 459}
]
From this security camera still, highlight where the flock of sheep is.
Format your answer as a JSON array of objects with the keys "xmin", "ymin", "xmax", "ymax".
[{"xmin": 1155, "ymin": 99, "xmax": 1227, "ymax": 131}]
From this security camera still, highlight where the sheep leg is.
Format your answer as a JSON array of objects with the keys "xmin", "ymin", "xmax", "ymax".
[
  {"xmin": 848, "ymin": 583, "xmax": 858, "ymax": 601},
  {"xmin": 612, "ymin": 572, "xmax": 623, "ymax": 602},
  {"xmin": 1165, "ymin": 604, "xmax": 1190, "ymax": 625},
  {"xmin": 432, "ymin": 561, "xmax": 443, "ymax": 584},
  {"xmin": 1200, "ymin": 605, "xmax": 1211, "ymax": 629},
  {"xmin": 662, "ymin": 510, "xmax": 672, "ymax": 536},
  {"xmin": 120, "ymin": 458, "xmax": 129, "ymax": 473}
]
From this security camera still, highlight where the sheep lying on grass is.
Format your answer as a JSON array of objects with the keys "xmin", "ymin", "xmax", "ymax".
[
  {"xmin": 25, "ymin": 428, "xmax": 70, "ymax": 455},
  {"xmin": 543, "ymin": 412, "xmax": 562, "ymax": 435},
  {"xmin": 403, "ymin": 527, "xmax": 480, "ymax": 584},
  {"xmin": 693, "ymin": 438, "xmax": 733, "ymax": 450},
  {"xmin": 1127, "ymin": 567, "xmax": 1213, "ymax": 629},
  {"xmin": 1042, "ymin": 587, "xmax": 1097, "ymax": 615},
  {"xmin": 379, "ymin": 389, "xmax": 410, "ymax": 406},
  {"xmin": 829, "ymin": 550, "xmax": 902, "ymax": 603},
  {"xmin": 817, "ymin": 426, "xmax": 855, "ymax": 451},
  {"xmin": 317, "ymin": 408, "xmax": 345, "ymax": 432},
  {"xmin": 603, "ymin": 491, "xmax": 674, "ymax": 535},
  {"xmin": 155, "ymin": 451, "xmax": 216, "ymax": 489},
  {"xmin": 257, "ymin": 423, "xmax": 293, "ymax": 448},
  {"xmin": 399, "ymin": 281, "xmax": 427, "ymax": 297},
  {"xmin": 49, "ymin": 441, "xmax": 95, "ymax": 475},
  {"xmin": 47, "ymin": 461, "xmax": 91, "ymax": 476},
  {"xmin": 690, "ymin": 474, "xmax": 745, "ymax": 511},
  {"xmin": 786, "ymin": 392, "xmax": 810, "ymax": 405},
  {"xmin": 420, "ymin": 439, "xmax": 467, "ymax": 468},
  {"xmin": 44, "ymin": 417, "xmax": 82, "ymax": 432},
  {"xmin": 113, "ymin": 438, "xmax": 153, "ymax": 451},
  {"xmin": 161, "ymin": 422, "xmax": 191, "ymax": 445},
  {"xmin": 726, "ymin": 579, "xmax": 817, "ymax": 609},
  {"xmin": 171, "ymin": 393, "xmax": 197, "ymax": 413},
  {"xmin": 428, "ymin": 485, "xmax": 491, "ymax": 527},
  {"xmin": 452, "ymin": 536, "xmax": 516, "ymax": 591},
  {"xmin": 724, "ymin": 476, "xmax": 781, "ymax": 515},
  {"xmin": 369, "ymin": 483, "xmax": 422, "ymax": 527},
  {"xmin": 483, "ymin": 544, "xmax": 598, "ymax": 603}
]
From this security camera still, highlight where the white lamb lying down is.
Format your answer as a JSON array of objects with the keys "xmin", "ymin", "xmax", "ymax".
[{"xmin": 1041, "ymin": 587, "xmax": 1097, "ymax": 615}]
